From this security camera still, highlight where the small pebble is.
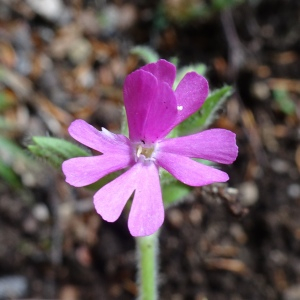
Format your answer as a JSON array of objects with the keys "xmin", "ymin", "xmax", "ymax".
[
  {"xmin": 67, "ymin": 38, "xmax": 92, "ymax": 65},
  {"xmin": 287, "ymin": 184, "xmax": 300, "ymax": 199},
  {"xmin": 59, "ymin": 285, "xmax": 79, "ymax": 300},
  {"xmin": 188, "ymin": 207, "xmax": 203, "ymax": 225},
  {"xmin": 238, "ymin": 181, "xmax": 259, "ymax": 206},
  {"xmin": 269, "ymin": 249, "xmax": 288, "ymax": 266},
  {"xmin": 32, "ymin": 203, "xmax": 49, "ymax": 222},
  {"xmin": 283, "ymin": 285, "xmax": 300, "ymax": 300},
  {"xmin": 230, "ymin": 223, "xmax": 248, "ymax": 245},
  {"xmin": 0, "ymin": 276, "xmax": 28, "ymax": 299},
  {"xmin": 251, "ymin": 81, "xmax": 270, "ymax": 101},
  {"xmin": 195, "ymin": 295, "xmax": 208, "ymax": 300},
  {"xmin": 167, "ymin": 208, "xmax": 184, "ymax": 228},
  {"xmin": 26, "ymin": 0, "xmax": 65, "ymax": 21},
  {"xmin": 22, "ymin": 217, "xmax": 38, "ymax": 234},
  {"xmin": 271, "ymin": 159, "xmax": 290, "ymax": 174},
  {"xmin": 171, "ymin": 294, "xmax": 183, "ymax": 300}
]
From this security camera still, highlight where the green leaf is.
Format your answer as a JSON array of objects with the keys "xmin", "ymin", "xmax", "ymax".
[
  {"xmin": 169, "ymin": 57, "xmax": 179, "ymax": 67},
  {"xmin": 120, "ymin": 106, "xmax": 129, "ymax": 137},
  {"xmin": 28, "ymin": 137, "xmax": 90, "ymax": 168},
  {"xmin": 160, "ymin": 168, "xmax": 177, "ymax": 186},
  {"xmin": 176, "ymin": 85, "xmax": 232, "ymax": 136},
  {"xmin": 0, "ymin": 136, "xmax": 35, "ymax": 167},
  {"xmin": 212, "ymin": 0, "xmax": 244, "ymax": 10},
  {"xmin": 0, "ymin": 91, "xmax": 14, "ymax": 111},
  {"xmin": 0, "ymin": 159, "xmax": 22, "ymax": 189},
  {"xmin": 160, "ymin": 168, "xmax": 192, "ymax": 207},
  {"xmin": 160, "ymin": 159, "xmax": 213, "ymax": 206},
  {"xmin": 0, "ymin": 136, "xmax": 39, "ymax": 187},
  {"xmin": 273, "ymin": 89, "xmax": 296, "ymax": 115},
  {"xmin": 86, "ymin": 170, "xmax": 122, "ymax": 191},
  {"xmin": 0, "ymin": 117, "xmax": 16, "ymax": 131},
  {"xmin": 130, "ymin": 46, "xmax": 159, "ymax": 64},
  {"xmin": 162, "ymin": 181, "xmax": 191, "ymax": 207}
]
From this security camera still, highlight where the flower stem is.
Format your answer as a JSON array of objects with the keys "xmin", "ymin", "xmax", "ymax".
[{"xmin": 136, "ymin": 232, "xmax": 159, "ymax": 300}]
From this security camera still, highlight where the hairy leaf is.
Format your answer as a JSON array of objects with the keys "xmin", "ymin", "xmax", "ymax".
[
  {"xmin": 130, "ymin": 46, "xmax": 159, "ymax": 64},
  {"xmin": 176, "ymin": 85, "xmax": 232, "ymax": 135},
  {"xmin": 28, "ymin": 136, "xmax": 90, "ymax": 168}
]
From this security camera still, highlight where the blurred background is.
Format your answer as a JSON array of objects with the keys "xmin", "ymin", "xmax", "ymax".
[{"xmin": 0, "ymin": 0, "xmax": 299, "ymax": 299}]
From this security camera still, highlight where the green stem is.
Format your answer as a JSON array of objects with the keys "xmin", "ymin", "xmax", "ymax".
[{"xmin": 136, "ymin": 232, "xmax": 159, "ymax": 300}]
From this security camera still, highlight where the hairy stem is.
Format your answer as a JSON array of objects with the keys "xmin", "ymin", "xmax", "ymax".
[{"xmin": 136, "ymin": 232, "xmax": 159, "ymax": 300}]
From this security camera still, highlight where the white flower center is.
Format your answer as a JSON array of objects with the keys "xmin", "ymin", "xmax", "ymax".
[
  {"xmin": 136, "ymin": 145, "xmax": 154, "ymax": 159},
  {"xmin": 135, "ymin": 142, "xmax": 156, "ymax": 162}
]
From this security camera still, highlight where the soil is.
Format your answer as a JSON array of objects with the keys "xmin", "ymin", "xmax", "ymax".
[{"xmin": 0, "ymin": 0, "xmax": 300, "ymax": 299}]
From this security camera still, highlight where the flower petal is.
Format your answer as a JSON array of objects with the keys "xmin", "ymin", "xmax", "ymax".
[
  {"xmin": 158, "ymin": 129, "xmax": 238, "ymax": 164},
  {"xmin": 141, "ymin": 59, "xmax": 176, "ymax": 87},
  {"xmin": 174, "ymin": 72, "xmax": 209, "ymax": 126},
  {"xmin": 128, "ymin": 162, "xmax": 164, "ymax": 237},
  {"xmin": 62, "ymin": 153, "xmax": 132, "ymax": 187},
  {"xmin": 93, "ymin": 163, "xmax": 141, "ymax": 222},
  {"xmin": 68, "ymin": 119, "xmax": 132, "ymax": 154},
  {"xmin": 124, "ymin": 69, "xmax": 177, "ymax": 143},
  {"xmin": 156, "ymin": 152, "xmax": 229, "ymax": 186}
]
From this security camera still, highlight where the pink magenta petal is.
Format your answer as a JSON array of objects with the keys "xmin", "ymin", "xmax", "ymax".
[
  {"xmin": 174, "ymin": 72, "xmax": 209, "ymax": 126},
  {"xmin": 141, "ymin": 59, "xmax": 176, "ymax": 87},
  {"xmin": 158, "ymin": 129, "xmax": 238, "ymax": 164},
  {"xmin": 156, "ymin": 152, "xmax": 229, "ymax": 186},
  {"xmin": 93, "ymin": 163, "xmax": 142, "ymax": 222},
  {"xmin": 128, "ymin": 162, "xmax": 164, "ymax": 237},
  {"xmin": 68, "ymin": 119, "xmax": 132, "ymax": 154},
  {"xmin": 62, "ymin": 154, "xmax": 132, "ymax": 187},
  {"xmin": 143, "ymin": 81, "xmax": 177, "ymax": 143},
  {"xmin": 124, "ymin": 69, "xmax": 177, "ymax": 143},
  {"xmin": 124, "ymin": 70, "xmax": 157, "ymax": 142}
]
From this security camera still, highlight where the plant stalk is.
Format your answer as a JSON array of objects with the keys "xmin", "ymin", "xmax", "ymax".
[{"xmin": 136, "ymin": 232, "xmax": 159, "ymax": 300}]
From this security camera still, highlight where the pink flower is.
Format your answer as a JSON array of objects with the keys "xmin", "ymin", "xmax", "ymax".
[{"xmin": 62, "ymin": 59, "xmax": 238, "ymax": 237}]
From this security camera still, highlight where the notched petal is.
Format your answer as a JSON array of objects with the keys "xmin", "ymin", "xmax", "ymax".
[
  {"xmin": 68, "ymin": 119, "xmax": 132, "ymax": 154},
  {"xmin": 156, "ymin": 152, "xmax": 229, "ymax": 187},
  {"xmin": 128, "ymin": 162, "xmax": 164, "ymax": 236},
  {"xmin": 93, "ymin": 163, "xmax": 142, "ymax": 222},
  {"xmin": 62, "ymin": 153, "xmax": 132, "ymax": 187},
  {"xmin": 124, "ymin": 70, "xmax": 158, "ymax": 142},
  {"xmin": 174, "ymin": 72, "xmax": 209, "ymax": 126},
  {"xmin": 124, "ymin": 69, "xmax": 177, "ymax": 143},
  {"xmin": 141, "ymin": 59, "xmax": 176, "ymax": 87},
  {"xmin": 159, "ymin": 129, "xmax": 238, "ymax": 164}
]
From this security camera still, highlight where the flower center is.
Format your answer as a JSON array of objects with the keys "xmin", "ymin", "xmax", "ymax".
[{"xmin": 135, "ymin": 144, "xmax": 155, "ymax": 160}]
